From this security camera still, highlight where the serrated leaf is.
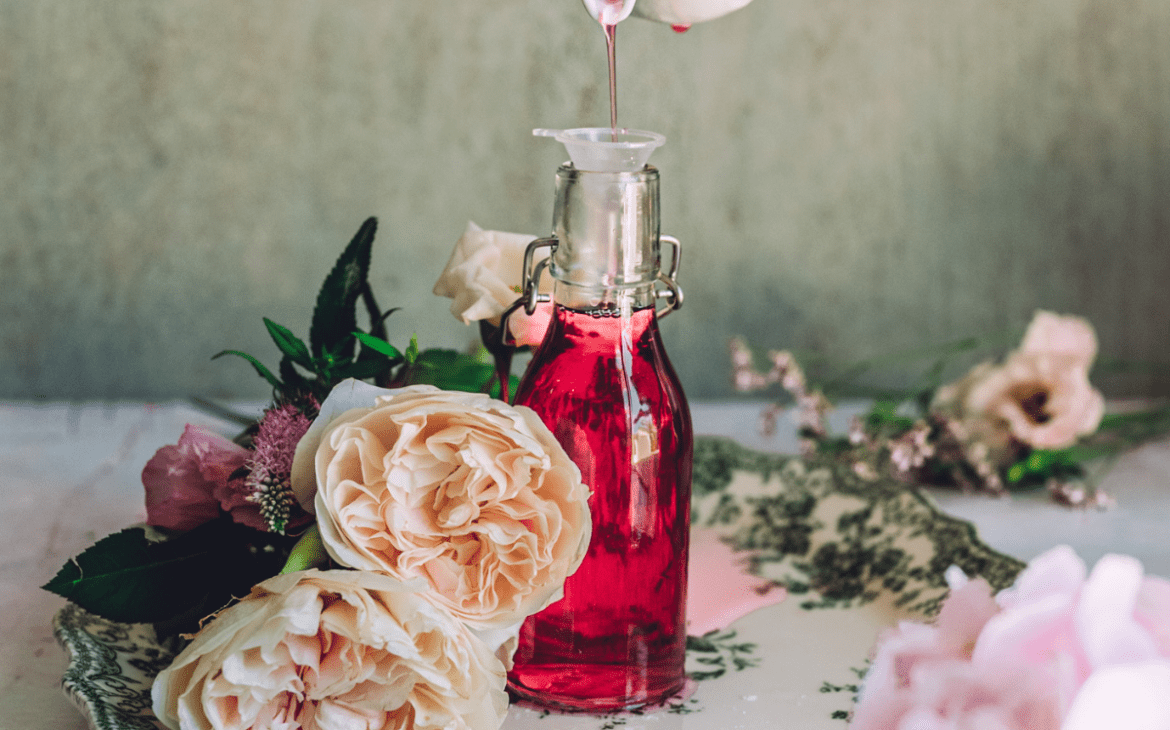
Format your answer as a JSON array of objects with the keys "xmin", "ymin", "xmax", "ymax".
[
  {"xmin": 263, "ymin": 318, "xmax": 313, "ymax": 369},
  {"xmin": 42, "ymin": 519, "xmax": 291, "ymax": 625},
  {"xmin": 212, "ymin": 350, "xmax": 283, "ymax": 391},
  {"xmin": 310, "ymin": 217, "xmax": 377, "ymax": 360}
]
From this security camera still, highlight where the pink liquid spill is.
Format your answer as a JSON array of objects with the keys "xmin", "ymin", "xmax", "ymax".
[{"xmin": 508, "ymin": 305, "xmax": 693, "ymax": 711}]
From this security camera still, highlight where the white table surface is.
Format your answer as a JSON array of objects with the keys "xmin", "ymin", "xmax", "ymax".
[{"xmin": 3, "ymin": 399, "xmax": 1168, "ymax": 729}]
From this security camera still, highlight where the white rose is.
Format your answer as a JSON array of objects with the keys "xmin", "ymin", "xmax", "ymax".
[
  {"xmin": 290, "ymin": 381, "xmax": 592, "ymax": 634},
  {"xmin": 432, "ymin": 221, "xmax": 552, "ymax": 348},
  {"xmin": 151, "ymin": 569, "xmax": 507, "ymax": 730}
]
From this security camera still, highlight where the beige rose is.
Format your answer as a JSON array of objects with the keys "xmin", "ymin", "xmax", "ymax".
[
  {"xmin": 432, "ymin": 221, "xmax": 552, "ymax": 348},
  {"xmin": 151, "ymin": 569, "xmax": 507, "ymax": 730},
  {"xmin": 934, "ymin": 311, "xmax": 1105, "ymax": 451},
  {"xmin": 290, "ymin": 381, "xmax": 591, "ymax": 633}
]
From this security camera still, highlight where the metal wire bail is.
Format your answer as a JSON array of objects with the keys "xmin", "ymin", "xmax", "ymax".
[
  {"xmin": 498, "ymin": 237, "xmax": 557, "ymax": 347},
  {"xmin": 654, "ymin": 235, "xmax": 684, "ymax": 318}
]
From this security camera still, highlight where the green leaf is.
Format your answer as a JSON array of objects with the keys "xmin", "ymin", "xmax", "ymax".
[
  {"xmin": 354, "ymin": 331, "xmax": 402, "ymax": 360},
  {"xmin": 404, "ymin": 349, "xmax": 501, "ymax": 394},
  {"xmin": 279, "ymin": 356, "xmax": 314, "ymax": 397},
  {"xmin": 332, "ymin": 358, "xmax": 395, "ymax": 382},
  {"xmin": 405, "ymin": 334, "xmax": 419, "ymax": 366},
  {"xmin": 280, "ymin": 525, "xmax": 328, "ymax": 574},
  {"xmin": 42, "ymin": 519, "xmax": 292, "ymax": 625},
  {"xmin": 263, "ymin": 318, "xmax": 313, "ymax": 369},
  {"xmin": 212, "ymin": 350, "xmax": 283, "ymax": 391},
  {"xmin": 310, "ymin": 217, "xmax": 377, "ymax": 361}
]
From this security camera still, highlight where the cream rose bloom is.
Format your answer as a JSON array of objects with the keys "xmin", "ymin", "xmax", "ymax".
[
  {"xmin": 432, "ymin": 222, "xmax": 552, "ymax": 348},
  {"xmin": 290, "ymin": 381, "xmax": 591, "ymax": 634},
  {"xmin": 933, "ymin": 311, "xmax": 1105, "ymax": 451},
  {"xmin": 151, "ymin": 569, "xmax": 507, "ymax": 730}
]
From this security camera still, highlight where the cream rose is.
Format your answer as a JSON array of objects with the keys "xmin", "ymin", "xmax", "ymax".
[
  {"xmin": 290, "ymin": 381, "xmax": 591, "ymax": 633},
  {"xmin": 933, "ymin": 311, "xmax": 1105, "ymax": 451},
  {"xmin": 151, "ymin": 569, "xmax": 507, "ymax": 730},
  {"xmin": 432, "ymin": 222, "xmax": 552, "ymax": 348}
]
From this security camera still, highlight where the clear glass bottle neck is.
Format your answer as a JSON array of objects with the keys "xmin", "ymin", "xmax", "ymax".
[
  {"xmin": 549, "ymin": 164, "xmax": 662, "ymax": 293},
  {"xmin": 551, "ymin": 280, "xmax": 657, "ymax": 314}
]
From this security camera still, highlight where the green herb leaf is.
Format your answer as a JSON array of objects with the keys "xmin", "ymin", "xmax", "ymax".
[
  {"xmin": 310, "ymin": 217, "xmax": 377, "ymax": 361},
  {"xmin": 212, "ymin": 350, "xmax": 283, "ymax": 391},
  {"xmin": 279, "ymin": 356, "xmax": 313, "ymax": 397},
  {"xmin": 354, "ymin": 332, "xmax": 402, "ymax": 360},
  {"xmin": 332, "ymin": 358, "xmax": 395, "ymax": 382},
  {"xmin": 263, "ymin": 318, "xmax": 314, "ymax": 369},
  {"xmin": 405, "ymin": 334, "xmax": 420, "ymax": 366},
  {"xmin": 42, "ymin": 519, "xmax": 292, "ymax": 625},
  {"xmin": 404, "ymin": 349, "xmax": 503, "ymax": 394}
]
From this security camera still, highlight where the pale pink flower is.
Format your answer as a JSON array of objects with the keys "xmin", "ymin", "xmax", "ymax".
[
  {"xmin": 244, "ymin": 402, "xmax": 315, "ymax": 534},
  {"xmin": 433, "ymin": 222, "xmax": 552, "ymax": 348},
  {"xmin": 143, "ymin": 425, "xmax": 263, "ymax": 531},
  {"xmin": 852, "ymin": 546, "xmax": 1170, "ymax": 730},
  {"xmin": 934, "ymin": 311, "xmax": 1105, "ymax": 451}
]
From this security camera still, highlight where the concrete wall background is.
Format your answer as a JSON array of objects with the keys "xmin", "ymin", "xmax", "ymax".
[{"xmin": 2, "ymin": 0, "xmax": 1168, "ymax": 400}]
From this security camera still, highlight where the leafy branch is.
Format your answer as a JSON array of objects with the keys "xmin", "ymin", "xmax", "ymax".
[{"xmin": 214, "ymin": 217, "xmax": 514, "ymax": 403}]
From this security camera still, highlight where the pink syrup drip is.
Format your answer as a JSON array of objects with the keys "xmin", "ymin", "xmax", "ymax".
[{"xmin": 671, "ymin": 24, "xmax": 692, "ymax": 33}]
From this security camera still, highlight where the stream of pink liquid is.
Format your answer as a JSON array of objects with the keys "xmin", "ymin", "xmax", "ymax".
[{"xmin": 604, "ymin": 22, "xmax": 618, "ymax": 137}]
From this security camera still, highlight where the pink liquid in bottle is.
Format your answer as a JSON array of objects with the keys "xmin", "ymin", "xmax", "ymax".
[{"xmin": 508, "ymin": 304, "xmax": 693, "ymax": 711}]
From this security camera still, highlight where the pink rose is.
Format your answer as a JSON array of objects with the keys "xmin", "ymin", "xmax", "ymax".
[
  {"xmin": 143, "ymin": 425, "xmax": 264, "ymax": 531},
  {"xmin": 852, "ymin": 546, "xmax": 1170, "ymax": 729}
]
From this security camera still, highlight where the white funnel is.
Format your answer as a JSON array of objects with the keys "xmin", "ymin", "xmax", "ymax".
[{"xmin": 534, "ymin": 128, "xmax": 665, "ymax": 172}]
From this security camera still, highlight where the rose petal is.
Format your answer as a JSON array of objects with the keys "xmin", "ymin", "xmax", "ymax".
[{"xmin": 1062, "ymin": 660, "xmax": 1170, "ymax": 730}]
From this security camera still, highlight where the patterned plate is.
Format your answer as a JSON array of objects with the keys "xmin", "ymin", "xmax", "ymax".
[{"xmin": 55, "ymin": 437, "xmax": 1024, "ymax": 730}]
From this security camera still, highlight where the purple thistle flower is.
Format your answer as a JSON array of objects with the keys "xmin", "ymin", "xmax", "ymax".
[{"xmin": 246, "ymin": 400, "xmax": 315, "ymax": 534}]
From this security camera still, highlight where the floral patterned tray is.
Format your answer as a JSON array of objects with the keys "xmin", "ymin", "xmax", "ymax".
[{"xmin": 54, "ymin": 437, "xmax": 1024, "ymax": 730}]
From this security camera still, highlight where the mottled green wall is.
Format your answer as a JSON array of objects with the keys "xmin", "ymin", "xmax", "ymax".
[{"xmin": 2, "ymin": 0, "xmax": 1168, "ymax": 399}]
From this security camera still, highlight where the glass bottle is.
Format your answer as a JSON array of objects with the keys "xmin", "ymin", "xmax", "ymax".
[{"xmin": 505, "ymin": 129, "xmax": 693, "ymax": 712}]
